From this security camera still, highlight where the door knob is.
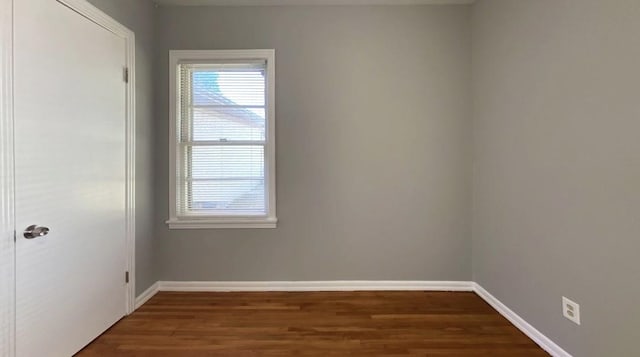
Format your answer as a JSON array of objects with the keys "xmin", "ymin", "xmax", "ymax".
[{"xmin": 23, "ymin": 225, "xmax": 50, "ymax": 239}]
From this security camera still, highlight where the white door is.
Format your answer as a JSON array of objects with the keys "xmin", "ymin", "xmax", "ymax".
[{"xmin": 14, "ymin": 0, "xmax": 128, "ymax": 356}]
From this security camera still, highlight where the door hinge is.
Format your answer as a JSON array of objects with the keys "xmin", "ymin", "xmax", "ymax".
[
  {"xmin": 13, "ymin": 230, "xmax": 17, "ymax": 242},
  {"xmin": 125, "ymin": 271, "xmax": 129, "ymax": 283},
  {"xmin": 123, "ymin": 67, "xmax": 129, "ymax": 83}
]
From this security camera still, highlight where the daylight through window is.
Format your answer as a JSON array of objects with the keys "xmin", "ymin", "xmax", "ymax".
[{"xmin": 168, "ymin": 50, "xmax": 276, "ymax": 229}]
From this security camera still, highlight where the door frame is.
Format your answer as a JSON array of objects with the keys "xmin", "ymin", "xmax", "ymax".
[
  {"xmin": 1, "ymin": 0, "xmax": 16, "ymax": 355},
  {"xmin": 0, "ymin": 1, "xmax": 136, "ymax": 355}
]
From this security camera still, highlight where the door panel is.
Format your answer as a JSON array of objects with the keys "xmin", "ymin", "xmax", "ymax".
[{"xmin": 14, "ymin": 0, "xmax": 127, "ymax": 356}]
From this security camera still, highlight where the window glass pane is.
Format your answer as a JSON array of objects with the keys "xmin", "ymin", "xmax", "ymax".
[
  {"xmin": 189, "ymin": 146, "xmax": 264, "ymax": 179},
  {"xmin": 192, "ymin": 71, "xmax": 265, "ymax": 107},
  {"xmin": 186, "ymin": 145, "xmax": 266, "ymax": 215},
  {"xmin": 192, "ymin": 107, "xmax": 265, "ymax": 142},
  {"xmin": 174, "ymin": 56, "xmax": 274, "ymax": 221},
  {"xmin": 189, "ymin": 179, "xmax": 265, "ymax": 214}
]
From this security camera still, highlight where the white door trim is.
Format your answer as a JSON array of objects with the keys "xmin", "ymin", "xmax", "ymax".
[
  {"xmin": 0, "ymin": 1, "xmax": 16, "ymax": 356},
  {"xmin": 0, "ymin": 0, "xmax": 136, "ymax": 354},
  {"xmin": 55, "ymin": 0, "xmax": 137, "ymax": 315}
]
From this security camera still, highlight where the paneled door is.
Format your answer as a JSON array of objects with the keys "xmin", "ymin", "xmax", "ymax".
[{"xmin": 14, "ymin": 0, "xmax": 128, "ymax": 355}]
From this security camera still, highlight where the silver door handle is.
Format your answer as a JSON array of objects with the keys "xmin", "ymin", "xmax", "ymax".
[{"xmin": 24, "ymin": 225, "xmax": 50, "ymax": 239}]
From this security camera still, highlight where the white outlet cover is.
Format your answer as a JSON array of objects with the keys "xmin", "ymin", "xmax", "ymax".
[{"xmin": 562, "ymin": 296, "xmax": 581, "ymax": 325}]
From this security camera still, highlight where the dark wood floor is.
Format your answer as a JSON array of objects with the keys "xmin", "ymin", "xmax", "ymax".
[{"xmin": 78, "ymin": 291, "xmax": 548, "ymax": 356}]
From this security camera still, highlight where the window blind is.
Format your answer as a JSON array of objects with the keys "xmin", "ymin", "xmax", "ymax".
[{"xmin": 178, "ymin": 62, "xmax": 268, "ymax": 216}]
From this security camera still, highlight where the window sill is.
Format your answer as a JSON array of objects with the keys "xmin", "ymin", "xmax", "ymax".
[{"xmin": 166, "ymin": 217, "xmax": 277, "ymax": 229}]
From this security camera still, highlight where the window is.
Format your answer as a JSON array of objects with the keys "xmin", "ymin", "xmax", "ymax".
[{"xmin": 167, "ymin": 50, "xmax": 276, "ymax": 229}]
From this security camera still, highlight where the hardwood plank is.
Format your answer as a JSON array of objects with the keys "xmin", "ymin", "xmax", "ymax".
[{"xmin": 77, "ymin": 291, "xmax": 548, "ymax": 356}]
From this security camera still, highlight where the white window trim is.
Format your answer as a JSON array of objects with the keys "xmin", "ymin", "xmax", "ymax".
[{"xmin": 166, "ymin": 49, "xmax": 277, "ymax": 229}]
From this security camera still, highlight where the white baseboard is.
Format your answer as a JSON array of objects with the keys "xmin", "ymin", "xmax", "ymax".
[
  {"xmin": 473, "ymin": 283, "xmax": 572, "ymax": 357},
  {"xmin": 134, "ymin": 282, "xmax": 159, "ymax": 310},
  {"xmin": 132, "ymin": 280, "xmax": 569, "ymax": 357},
  {"xmin": 157, "ymin": 280, "xmax": 474, "ymax": 292}
]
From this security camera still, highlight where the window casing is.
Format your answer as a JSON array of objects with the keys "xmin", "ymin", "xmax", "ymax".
[{"xmin": 167, "ymin": 50, "xmax": 276, "ymax": 229}]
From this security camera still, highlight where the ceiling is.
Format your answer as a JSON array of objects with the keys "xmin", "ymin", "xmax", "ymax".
[{"xmin": 155, "ymin": 0, "xmax": 475, "ymax": 6}]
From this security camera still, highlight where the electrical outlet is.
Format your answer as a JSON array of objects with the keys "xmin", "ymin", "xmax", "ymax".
[{"xmin": 562, "ymin": 296, "xmax": 580, "ymax": 325}]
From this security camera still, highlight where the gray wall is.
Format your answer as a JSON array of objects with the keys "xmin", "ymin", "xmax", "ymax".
[
  {"xmin": 43, "ymin": 1, "xmax": 640, "ymax": 354},
  {"xmin": 472, "ymin": 1, "xmax": 640, "ymax": 356},
  {"xmin": 86, "ymin": 0, "xmax": 158, "ymax": 295},
  {"xmin": 155, "ymin": 5, "xmax": 472, "ymax": 281}
]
